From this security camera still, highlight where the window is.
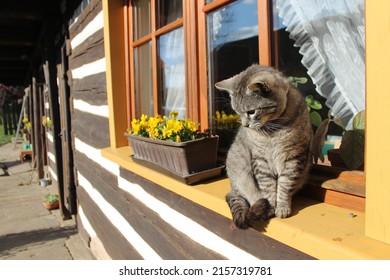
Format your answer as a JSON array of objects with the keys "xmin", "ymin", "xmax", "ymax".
[
  {"xmin": 126, "ymin": 0, "xmax": 366, "ymax": 171},
  {"xmin": 127, "ymin": 0, "xmax": 270, "ymax": 127},
  {"xmin": 207, "ymin": 0, "xmax": 259, "ymax": 129},
  {"xmin": 130, "ymin": 0, "xmax": 186, "ymax": 118}
]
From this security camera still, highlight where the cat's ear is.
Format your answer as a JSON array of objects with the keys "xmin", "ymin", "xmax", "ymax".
[
  {"xmin": 247, "ymin": 82, "xmax": 271, "ymax": 95},
  {"xmin": 215, "ymin": 77, "xmax": 236, "ymax": 95}
]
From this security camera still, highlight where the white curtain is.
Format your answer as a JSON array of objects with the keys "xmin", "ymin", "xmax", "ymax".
[
  {"xmin": 276, "ymin": 0, "xmax": 365, "ymax": 128},
  {"xmin": 159, "ymin": 27, "xmax": 186, "ymax": 119}
]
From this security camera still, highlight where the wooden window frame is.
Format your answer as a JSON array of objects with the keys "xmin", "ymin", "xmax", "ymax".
[
  {"xmin": 197, "ymin": 0, "xmax": 272, "ymax": 128},
  {"xmin": 126, "ymin": 1, "xmax": 189, "ymax": 121},
  {"xmin": 125, "ymin": 0, "xmax": 272, "ymax": 128}
]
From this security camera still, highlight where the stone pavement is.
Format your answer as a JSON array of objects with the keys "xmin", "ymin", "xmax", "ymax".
[{"xmin": 0, "ymin": 142, "xmax": 95, "ymax": 260}]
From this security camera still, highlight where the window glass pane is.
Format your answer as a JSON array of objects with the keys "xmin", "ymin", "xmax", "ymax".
[
  {"xmin": 207, "ymin": 0, "xmax": 259, "ymax": 129},
  {"xmin": 133, "ymin": 0, "xmax": 151, "ymax": 41},
  {"xmin": 273, "ymin": 0, "xmax": 365, "ymax": 165},
  {"xmin": 134, "ymin": 42, "xmax": 153, "ymax": 117},
  {"xmin": 157, "ymin": 0, "xmax": 182, "ymax": 28},
  {"xmin": 157, "ymin": 27, "xmax": 186, "ymax": 118}
]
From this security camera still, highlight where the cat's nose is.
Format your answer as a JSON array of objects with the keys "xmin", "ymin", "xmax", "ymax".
[{"xmin": 241, "ymin": 119, "xmax": 249, "ymax": 127}]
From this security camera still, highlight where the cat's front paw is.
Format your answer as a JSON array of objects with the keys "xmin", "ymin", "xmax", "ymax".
[{"xmin": 275, "ymin": 206, "xmax": 291, "ymax": 218}]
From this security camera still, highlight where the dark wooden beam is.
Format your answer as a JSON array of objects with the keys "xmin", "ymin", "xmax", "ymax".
[
  {"xmin": 32, "ymin": 74, "xmax": 44, "ymax": 179},
  {"xmin": 43, "ymin": 23, "xmax": 71, "ymax": 219}
]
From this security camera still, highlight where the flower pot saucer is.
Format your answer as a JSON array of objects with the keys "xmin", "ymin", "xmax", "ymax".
[{"xmin": 131, "ymin": 155, "xmax": 225, "ymax": 185}]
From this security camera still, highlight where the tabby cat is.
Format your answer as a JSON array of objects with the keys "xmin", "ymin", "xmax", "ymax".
[{"xmin": 215, "ymin": 64, "xmax": 312, "ymax": 229}]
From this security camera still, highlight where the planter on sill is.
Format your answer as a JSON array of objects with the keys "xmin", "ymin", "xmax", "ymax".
[
  {"xmin": 215, "ymin": 129, "xmax": 237, "ymax": 164},
  {"xmin": 327, "ymin": 149, "xmax": 364, "ymax": 171},
  {"xmin": 126, "ymin": 133, "xmax": 222, "ymax": 184}
]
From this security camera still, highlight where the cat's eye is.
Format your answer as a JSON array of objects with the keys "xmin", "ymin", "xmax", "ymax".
[{"xmin": 247, "ymin": 109, "xmax": 256, "ymax": 116}]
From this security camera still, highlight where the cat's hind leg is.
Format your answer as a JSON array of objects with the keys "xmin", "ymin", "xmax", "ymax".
[
  {"xmin": 226, "ymin": 192, "xmax": 251, "ymax": 229},
  {"xmin": 226, "ymin": 193, "xmax": 273, "ymax": 228},
  {"xmin": 247, "ymin": 198, "xmax": 273, "ymax": 221}
]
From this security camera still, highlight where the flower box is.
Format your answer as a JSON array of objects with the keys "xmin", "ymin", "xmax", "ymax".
[
  {"xmin": 126, "ymin": 133, "xmax": 222, "ymax": 184},
  {"xmin": 127, "ymin": 134, "xmax": 219, "ymax": 175}
]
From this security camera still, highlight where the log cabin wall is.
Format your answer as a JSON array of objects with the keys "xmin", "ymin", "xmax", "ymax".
[
  {"xmin": 63, "ymin": 0, "xmax": 312, "ymax": 260},
  {"xmin": 66, "ymin": 0, "xmax": 110, "ymax": 258}
]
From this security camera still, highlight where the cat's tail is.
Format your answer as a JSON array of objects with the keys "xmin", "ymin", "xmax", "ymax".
[{"xmin": 226, "ymin": 193, "xmax": 271, "ymax": 229}]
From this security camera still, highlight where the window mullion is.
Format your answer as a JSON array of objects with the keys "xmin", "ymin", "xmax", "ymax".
[
  {"xmin": 151, "ymin": 0, "xmax": 159, "ymax": 115},
  {"xmin": 197, "ymin": 0, "xmax": 209, "ymax": 130},
  {"xmin": 183, "ymin": 0, "xmax": 199, "ymax": 122},
  {"xmin": 258, "ymin": 0, "xmax": 272, "ymax": 65}
]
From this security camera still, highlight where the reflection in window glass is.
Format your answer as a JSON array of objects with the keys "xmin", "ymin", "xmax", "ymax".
[
  {"xmin": 134, "ymin": 43, "xmax": 153, "ymax": 117},
  {"xmin": 157, "ymin": 27, "xmax": 186, "ymax": 118},
  {"xmin": 133, "ymin": 0, "xmax": 151, "ymax": 41},
  {"xmin": 157, "ymin": 0, "xmax": 182, "ymax": 28},
  {"xmin": 207, "ymin": 0, "xmax": 259, "ymax": 129}
]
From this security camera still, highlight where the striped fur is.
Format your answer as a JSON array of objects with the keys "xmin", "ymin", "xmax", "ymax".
[{"xmin": 216, "ymin": 65, "xmax": 312, "ymax": 229}]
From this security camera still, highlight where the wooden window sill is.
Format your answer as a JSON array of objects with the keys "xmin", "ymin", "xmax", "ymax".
[
  {"xmin": 300, "ymin": 164, "xmax": 366, "ymax": 212},
  {"xmin": 101, "ymin": 146, "xmax": 390, "ymax": 259}
]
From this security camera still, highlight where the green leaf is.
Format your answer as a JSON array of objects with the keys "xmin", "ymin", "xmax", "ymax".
[
  {"xmin": 333, "ymin": 117, "xmax": 346, "ymax": 130},
  {"xmin": 352, "ymin": 110, "xmax": 365, "ymax": 130},
  {"xmin": 305, "ymin": 95, "xmax": 313, "ymax": 103},
  {"xmin": 339, "ymin": 130, "xmax": 365, "ymax": 170},
  {"xmin": 288, "ymin": 76, "xmax": 308, "ymax": 87},
  {"xmin": 309, "ymin": 100, "xmax": 322, "ymax": 110},
  {"xmin": 312, "ymin": 118, "xmax": 331, "ymax": 164},
  {"xmin": 310, "ymin": 111, "xmax": 322, "ymax": 127},
  {"xmin": 295, "ymin": 77, "xmax": 308, "ymax": 84}
]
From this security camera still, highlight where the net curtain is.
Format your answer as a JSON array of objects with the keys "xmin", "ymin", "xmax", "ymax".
[{"xmin": 276, "ymin": 0, "xmax": 365, "ymax": 128}]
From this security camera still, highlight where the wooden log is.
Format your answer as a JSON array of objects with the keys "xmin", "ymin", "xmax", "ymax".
[
  {"xmin": 72, "ymin": 73, "xmax": 107, "ymax": 105},
  {"xmin": 69, "ymin": 29, "xmax": 105, "ymax": 70},
  {"xmin": 72, "ymin": 110, "xmax": 110, "ymax": 148},
  {"xmin": 69, "ymin": 0, "xmax": 102, "ymax": 41},
  {"xmin": 77, "ymin": 186, "xmax": 143, "ymax": 259}
]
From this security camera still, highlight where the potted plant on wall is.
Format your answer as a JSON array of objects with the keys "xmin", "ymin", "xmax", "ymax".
[
  {"xmin": 43, "ymin": 193, "xmax": 59, "ymax": 210},
  {"xmin": 125, "ymin": 112, "xmax": 221, "ymax": 184}
]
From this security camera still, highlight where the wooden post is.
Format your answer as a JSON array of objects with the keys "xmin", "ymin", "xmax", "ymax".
[
  {"xmin": 32, "ymin": 74, "xmax": 44, "ymax": 179},
  {"xmin": 43, "ymin": 25, "xmax": 71, "ymax": 219},
  {"xmin": 2, "ymin": 103, "xmax": 9, "ymax": 135}
]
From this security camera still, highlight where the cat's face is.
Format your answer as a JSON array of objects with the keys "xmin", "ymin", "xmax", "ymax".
[{"xmin": 215, "ymin": 65, "xmax": 289, "ymax": 131}]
